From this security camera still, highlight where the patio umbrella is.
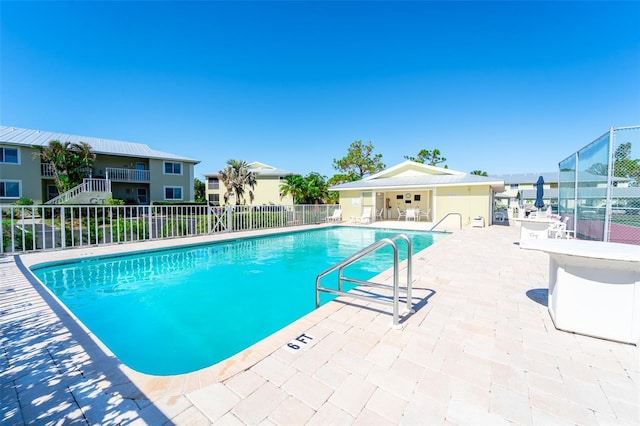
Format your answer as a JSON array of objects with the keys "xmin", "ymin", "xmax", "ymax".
[{"xmin": 534, "ymin": 176, "xmax": 545, "ymax": 208}]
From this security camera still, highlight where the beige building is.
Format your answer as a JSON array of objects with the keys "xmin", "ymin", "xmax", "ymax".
[
  {"xmin": 329, "ymin": 161, "xmax": 505, "ymax": 226},
  {"xmin": 493, "ymin": 172, "xmax": 558, "ymax": 213},
  {"xmin": 0, "ymin": 126, "xmax": 199, "ymax": 204},
  {"xmin": 203, "ymin": 162, "xmax": 297, "ymax": 206}
]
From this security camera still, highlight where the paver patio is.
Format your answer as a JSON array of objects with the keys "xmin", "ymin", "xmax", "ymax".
[{"xmin": 1, "ymin": 221, "xmax": 638, "ymax": 425}]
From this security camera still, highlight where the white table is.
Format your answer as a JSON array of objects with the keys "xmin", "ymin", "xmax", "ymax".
[
  {"xmin": 514, "ymin": 218, "xmax": 557, "ymax": 243},
  {"xmin": 521, "ymin": 239, "xmax": 640, "ymax": 345}
]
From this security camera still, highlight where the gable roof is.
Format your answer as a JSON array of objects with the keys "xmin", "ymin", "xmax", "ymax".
[
  {"xmin": 247, "ymin": 161, "xmax": 297, "ymax": 177},
  {"xmin": 330, "ymin": 160, "xmax": 504, "ymax": 191},
  {"xmin": 366, "ymin": 160, "xmax": 465, "ymax": 180},
  {"xmin": 203, "ymin": 161, "xmax": 296, "ymax": 178},
  {"xmin": 0, "ymin": 125, "xmax": 200, "ymax": 163}
]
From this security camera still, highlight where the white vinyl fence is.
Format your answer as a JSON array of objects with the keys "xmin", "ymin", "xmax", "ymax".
[{"xmin": 1, "ymin": 204, "xmax": 341, "ymax": 255}]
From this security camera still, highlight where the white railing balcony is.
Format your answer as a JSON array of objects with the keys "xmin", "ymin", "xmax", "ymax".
[
  {"xmin": 106, "ymin": 167, "xmax": 150, "ymax": 182},
  {"xmin": 41, "ymin": 163, "xmax": 55, "ymax": 177}
]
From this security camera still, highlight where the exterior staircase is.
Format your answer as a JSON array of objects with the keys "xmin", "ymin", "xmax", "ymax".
[{"xmin": 45, "ymin": 178, "xmax": 113, "ymax": 205}]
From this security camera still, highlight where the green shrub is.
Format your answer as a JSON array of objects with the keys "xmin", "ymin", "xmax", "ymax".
[
  {"xmin": 2, "ymin": 220, "xmax": 34, "ymax": 252},
  {"xmin": 112, "ymin": 218, "xmax": 149, "ymax": 242},
  {"xmin": 161, "ymin": 218, "xmax": 206, "ymax": 237},
  {"xmin": 64, "ymin": 217, "xmax": 105, "ymax": 246},
  {"xmin": 14, "ymin": 197, "xmax": 34, "ymax": 206}
]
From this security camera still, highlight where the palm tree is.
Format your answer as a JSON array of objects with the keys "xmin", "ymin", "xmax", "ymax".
[
  {"xmin": 470, "ymin": 170, "xmax": 488, "ymax": 176},
  {"xmin": 218, "ymin": 159, "xmax": 257, "ymax": 205},
  {"xmin": 303, "ymin": 172, "xmax": 329, "ymax": 204},
  {"xmin": 69, "ymin": 142, "xmax": 96, "ymax": 183},
  {"xmin": 280, "ymin": 173, "xmax": 330, "ymax": 204},
  {"xmin": 279, "ymin": 175, "xmax": 306, "ymax": 204},
  {"xmin": 32, "ymin": 140, "xmax": 96, "ymax": 193}
]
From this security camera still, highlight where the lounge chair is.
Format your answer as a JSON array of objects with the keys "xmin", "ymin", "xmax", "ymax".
[
  {"xmin": 326, "ymin": 209, "xmax": 342, "ymax": 223},
  {"xmin": 351, "ymin": 207, "xmax": 372, "ymax": 224}
]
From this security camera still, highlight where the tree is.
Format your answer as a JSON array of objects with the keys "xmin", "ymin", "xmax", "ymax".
[
  {"xmin": 218, "ymin": 159, "xmax": 257, "ymax": 205},
  {"xmin": 585, "ymin": 142, "xmax": 640, "ymax": 185},
  {"xmin": 404, "ymin": 149, "xmax": 447, "ymax": 168},
  {"xmin": 194, "ymin": 178, "xmax": 206, "ymax": 203},
  {"xmin": 32, "ymin": 140, "xmax": 96, "ymax": 193},
  {"xmin": 303, "ymin": 172, "xmax": 329, "ymax": 204},
  {"xmin": 470, "ymin": 170, "xmax": 488, "ymax": 176},
  {"xmin": 280, "ymin": 173, "xmax": 332, "ymax": 204},
  {"xmin": 586, "ymin": 163, "xmax": 608, "ymax": 176},
  {"xmin": 279, "ymin": 175, "xmax": 307, "ymax": 204},
  {"xmin": 613, "ymin": 142, "xmax": 640, "ymax": 186},
  {"xmin": 326, "ymin": 173, "xmax": 355, "ymax": 189},
  {"xmin": 332, "ymin": 140, "xmax": 385, "ymax": 181}
]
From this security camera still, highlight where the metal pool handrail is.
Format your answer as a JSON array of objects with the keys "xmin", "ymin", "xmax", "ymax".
[
  {"xmin": 315, "ymin": 234, "xmax": 413, "ymax": 329},
  {"xmin": 429, "ymin": 212, "xmax": 462, "ymax": 231}
]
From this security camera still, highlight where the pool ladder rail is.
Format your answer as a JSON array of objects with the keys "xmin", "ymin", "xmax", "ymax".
[
  {"xmin": 429, "ymin": 212, "xmax": 462, "ymax": 232},
  {"xmin": 315, "ymin": 234, "xmax": 413, "ymax": 329}
]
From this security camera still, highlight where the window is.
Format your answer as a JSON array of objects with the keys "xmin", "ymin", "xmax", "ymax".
[
  {"xmin": 164, "ymin": 186, "xmax": 183, "ymax": 200},
  {"xmin": 0, "ymin": 180, "xmax": 20, "ymax": 198},
  {"xmin": 208, "ymin": 194, "xmax": 220, "ymax": 205},
  {"xmin": 137, "ymin": 188, "xmax": 148, "ymax": 204},
  {"xmin": 509, "ymin": 184, "xmax": 519, "ymax": 190},
  {"xmin": 208, "ymin": 178, "xmax": 219, "ymax": 190},
  {"xmin": 0, "ymin": 147, "xmax": 19, "ymax": 164},
  {"xmin": 164, "ymin": 162, "xmax": 182, "ymax": 175}
]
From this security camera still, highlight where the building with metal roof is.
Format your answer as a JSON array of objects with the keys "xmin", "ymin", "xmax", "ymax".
[
  {"xmin": 0, "ymin": 125, "xmax": 200, "ymax": 204},
  {"xmin": 492, "ymin": 171, "xmax": 633, "ymax": 213},
  {"xmin": 329, "ymin": 160, "xmax": 505, "ymax": 226},
  {"xmin": 203, "ymin": 162, "xmax": 298, "ymax": 206}
]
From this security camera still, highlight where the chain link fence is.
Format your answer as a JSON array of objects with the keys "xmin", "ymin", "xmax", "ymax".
[{"xmin": 558, "ymin": 126, "xmax": 640, "ymax": 245}]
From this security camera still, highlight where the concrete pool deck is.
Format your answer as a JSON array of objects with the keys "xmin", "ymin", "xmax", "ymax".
[{"xmin": 1, "ymin": 221, "xmax": 638, "ymax": 425}]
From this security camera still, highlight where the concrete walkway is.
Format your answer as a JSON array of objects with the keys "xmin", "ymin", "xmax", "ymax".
[{"xmin": 1, "ymin": 222, "xmax": 638, "ymax": 425}]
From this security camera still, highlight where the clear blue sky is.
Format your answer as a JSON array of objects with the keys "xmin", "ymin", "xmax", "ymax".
[{"xmin": 2, "ymin": 1, "xmax": 639, "ymax": 179}]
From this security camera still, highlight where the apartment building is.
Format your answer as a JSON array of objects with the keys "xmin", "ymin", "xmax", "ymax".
[
  {"xmin": 493, "ymin": 172, "xmax": 559, "ymax": 210},
  {"xmin": 0, "ymin": 126, "xmax": 199, "ymax": 204},
  {"xmin": 203, "ymin": 162, "xmax": 297, "ymax": 205}
]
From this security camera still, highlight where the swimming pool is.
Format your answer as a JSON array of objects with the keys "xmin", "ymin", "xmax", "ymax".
[{"xmin": 31, "ymin": 226, "xmax": 447, "ymax": 375}]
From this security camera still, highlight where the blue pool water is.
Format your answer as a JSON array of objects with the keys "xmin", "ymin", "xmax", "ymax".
[{"xmin": 32, "ymin": 226, "xmax": 447, "ymax": 375}]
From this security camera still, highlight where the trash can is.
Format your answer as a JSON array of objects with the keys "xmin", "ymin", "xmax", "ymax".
[{"xmin": 472, "ymin": 216, "xmax": 485, "ymax": 227}]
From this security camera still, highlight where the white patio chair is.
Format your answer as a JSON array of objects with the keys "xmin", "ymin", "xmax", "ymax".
[
  {"xmin": 397, "ymin": 207, "xmax": 406, "ymax": 221},
  {"xmin": 548, "ymin": 217, "xmax": 571, "ymax": 239},
  {"xmin": 375, "ymin": 208, "xmax": 384, "ymax": 220},
  {"xmin": 419, "ymin": 208, "xmax": 431, "ymax": 221},
  {"xmin": 351, "ymin": 207, "xmax": 372, "ymax": 224},
  {"xmin": 406, "ymin": 208, "xmax": 417, "ymax": 221},
  {"xmin": 325, "ymin": 209, "xmax": 342, "ymax": 223}
]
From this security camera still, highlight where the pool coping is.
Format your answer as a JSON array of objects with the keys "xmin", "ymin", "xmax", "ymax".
[{"xmin": 14, "ymin": 222, "xmax": 439, "ymax": 400}]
